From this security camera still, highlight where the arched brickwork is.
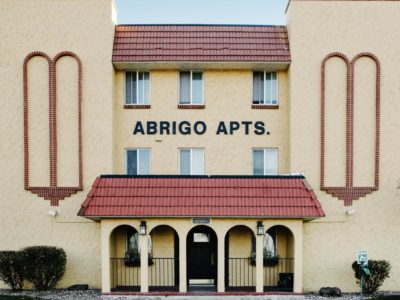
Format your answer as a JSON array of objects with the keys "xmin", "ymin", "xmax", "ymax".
[
  {"xmin": 23, "ymin": 51, "xmax": 83, "ymax": 206},
  {"xmin": 321, "ymin": 52, "xmax": 381, "ymax": 206}
]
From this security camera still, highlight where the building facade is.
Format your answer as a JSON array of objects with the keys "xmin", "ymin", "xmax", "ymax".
[{"xmin": 0, "ymin": 0, "xmax": 399, "ymax": 294}]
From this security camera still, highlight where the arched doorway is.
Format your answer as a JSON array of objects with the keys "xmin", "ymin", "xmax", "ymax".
[
  {"xmin": 109, "ymin": 225, "xmax": 140, "ymax": 291},
  {"xmin": 224, "ymin": 225, "xmax": 256, "ymax": 291},
  {"xmin": 148, "ymin": 225, "xmax": 179, "ymax": 291},
  {"xmin": 187, "ymin": 225, "xmax": 218, "ymax": 291},
  {"xmin": 263, "ymin": 225, "xmax": 295, "ymax": 292}
]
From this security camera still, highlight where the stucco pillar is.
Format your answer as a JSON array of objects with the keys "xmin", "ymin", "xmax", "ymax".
[
  {"xmin": 293, "ymin": 223, "xmax": 303, "ymax": 293},
  {"xmin": 217, "ymin": 234, "xmax": 225, "ymax": 292},
  {"xmin": 256, "ymin": 234, "xmax": 264, "ymax": 292},
  {"xmin": 140, "ymin": 234, "xmax": 149, "ymax": 292},
  {"xmin": 179, "ymin": 233, "xmax": 187, "ymax": 292},
  {"xmin": 101, "ymin": 222, "xmax": 111, "ymax": 293}
]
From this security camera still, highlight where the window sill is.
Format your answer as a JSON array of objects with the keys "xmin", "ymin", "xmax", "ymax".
[
  {"xmin": 178, "ymin": 104, "xmax": 205, "ymax": 109},
  {"xmin": 124, "ymin": 104, "xmax": 151, "ymax": 109},
  {"xmin": 252, "ymin": 104, "xmax": 279, "ymax": 109}
]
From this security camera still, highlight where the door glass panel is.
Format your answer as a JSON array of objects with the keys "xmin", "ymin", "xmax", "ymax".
[{"xmin": 193, "ymin": 233, "xmax": 210, "ymax": 243}]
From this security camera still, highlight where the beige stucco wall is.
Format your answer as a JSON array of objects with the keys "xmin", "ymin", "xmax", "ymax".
[
  {"xmin": 0, "ymin": 0, "xmax": 115, "ymax": 288},
  {"xmin": 2, "ymin": 0, "xmax": 399, "ymax": 294},
  {"xmin": 113, "ymin": 70, "xmax": 290, "ymax": 175},
  {"xmin": 287, "ymin": 0, "xmax": 400, "ymax": 292}
]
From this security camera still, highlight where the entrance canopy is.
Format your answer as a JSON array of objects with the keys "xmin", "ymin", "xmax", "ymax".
[{"xmin": 78, "ymin": 175, "xmax": 324, "ymax": 220}]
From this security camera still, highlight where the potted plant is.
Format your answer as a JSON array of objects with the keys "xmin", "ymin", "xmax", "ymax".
[
  {"xmin": 124, "ymin": 249, "xmax": 154, "ymax": 267},
  {"xmin": 263, "ymin": 249, "xmax": 279, "ymax": 267},
  {"xmin": 124, "ymin": 248, "xmax": 140, "ymax": 267}
]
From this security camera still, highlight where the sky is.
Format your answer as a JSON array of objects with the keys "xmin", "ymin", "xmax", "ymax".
[{"xmin": 115, "ymin": 0, "xmax": 288, "ymax": 25}]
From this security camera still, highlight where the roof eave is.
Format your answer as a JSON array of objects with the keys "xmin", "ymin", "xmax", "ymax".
[
  {"xmin": 112, "ymin": 60, "xmax": 291, "ymax": 71},
  {"xmin": 79, "ymin": 214, "xmax": 324, "ymax": 221}
]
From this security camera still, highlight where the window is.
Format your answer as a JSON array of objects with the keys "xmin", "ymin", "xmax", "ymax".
[
  {"xmin": 253, "ymin": 71, "xmax": 278, "ymax": 105},
  {"xmin": 125, "ymin": 149, "xmax": 151, "ymax": 175},
  {"xmin": 125, "ymin": 71, "xmax": 150, "ymax": 104},
  {"xmin": 253, "ymin": 149, "xmax": 278, "ymax": 175},
  {"xmin": 179, "ymin": 71, "xmax": 203, "ymax": 104},
  {"xmin": 179, "ymin": 148, "xmax": 204, "ymax": 175}
]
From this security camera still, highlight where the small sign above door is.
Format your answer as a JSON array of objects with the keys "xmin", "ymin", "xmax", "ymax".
[{"xmin": 192, "ymin": 217, "xmax": 211, "ymax": 224}]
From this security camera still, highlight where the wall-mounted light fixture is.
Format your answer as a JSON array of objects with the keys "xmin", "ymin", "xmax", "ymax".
[
  {"xmin": 48, "ymin": 209, "xmax": 57, "ymax": 217},
  {"xmin": 257, "ymin": 221, "xmax": 264, "ymax": 235},
  {"xmin": 346, "ymin": 209, "xmax": 356, "ymax": 215},
  {"xmin": 140, "ymin": 221, "xmax": 147, "ymax": 235}
]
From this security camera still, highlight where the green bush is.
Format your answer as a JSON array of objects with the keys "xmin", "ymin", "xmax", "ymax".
[
  {"xmin": 21, "ymin": 246, "xmax": 67, "ymax": 291},
  {"xmin": 0, "ymin": 251, "xmax": 24, "ymax": 290},
  {"xmin": 352, "ymin": 260, "xmax": 391, "ymax": 294}
]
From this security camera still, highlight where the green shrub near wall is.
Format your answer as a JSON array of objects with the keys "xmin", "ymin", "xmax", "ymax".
[
  {"xmin": 0, "ymin": 246, "xmax": 67, "ymax": 291},
  {"xmin": 21, "ymin": 246, "xmax": 67, "ymax": 291},
  {"xmin": 0, "ymin": 251, "xmax": 24, "ymax": 291},
  {"xmin": 352, "ymin": 260, "xmax": 391, "ymax": 294}
]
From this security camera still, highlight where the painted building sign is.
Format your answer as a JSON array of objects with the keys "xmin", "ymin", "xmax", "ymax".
[{"xmin": 133, "ymin": 120, "xmax": 270, "ymax": 135}]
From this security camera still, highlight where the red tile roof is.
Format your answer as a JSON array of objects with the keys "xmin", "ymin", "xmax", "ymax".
[
  {"xmin": 78, "ymin": 176, "xmax": 324, "ymax": 219},
  {"xmin": 112, "ymin": 25, "xmax": 290, "ymax": 62}
]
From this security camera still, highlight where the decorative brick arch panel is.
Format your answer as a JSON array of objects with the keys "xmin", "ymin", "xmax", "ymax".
[
  {"xmin": 23, "ymin": 51, "xmax": 83, "ymax": 206},
  {"xmin": 321, "ymin": 52, "xmax": 380, "ymax": 206}
]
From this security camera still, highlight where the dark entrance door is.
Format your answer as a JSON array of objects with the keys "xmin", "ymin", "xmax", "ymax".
[{"xmin": 187, "ymin": 226, "xmax": 217, "ymax": 289}]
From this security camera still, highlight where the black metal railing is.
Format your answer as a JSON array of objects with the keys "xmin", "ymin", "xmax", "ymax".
[
  {"xmin": 226, "ymin": 257, "xmax": 256, "ymax": 291},
  {"xmin": 263, "ymin": 257, "xmax": 294, "ymax": 291},
  {"xmin": 149, "ymin": 257, "xmax": 179, "ymax": 291},
  {"xmin": 110, "ymin": 258, "xmax": 140, "ymax": 291}
]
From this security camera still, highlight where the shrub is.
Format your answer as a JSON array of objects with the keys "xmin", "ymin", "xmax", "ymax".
[
  {"xmin": 0, "ymin": 251, "xmax": 24, "ymax": 290},
  {"xmin": 21, "ymin": 246, "xmax": 67, "ymax": 291},
  {"xmin": 352, "ymin": 260, "xmax": 391, "ymax": 294}
]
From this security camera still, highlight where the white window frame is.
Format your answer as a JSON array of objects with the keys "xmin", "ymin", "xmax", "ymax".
[
  {"xmin": 125, "ymin": 71, "xmax": 151, "ymax": 105},
  {"xmin": 252, "ymin": 148, "xmax": 278, "ymax": 175},
  {"xmin": 253, "ymin": 71, "xmax": 279, "ymax": 105},
  {"xmin": 124, "ymin": 148, "xmax": 151, "ymax": 175},
  {"xmin": 178, "ymin": 71, "xmax": 204, "ymax": 105},
  {"xmin": 178, "ymin": 148, "xmax": 205, "ymax": 175}
]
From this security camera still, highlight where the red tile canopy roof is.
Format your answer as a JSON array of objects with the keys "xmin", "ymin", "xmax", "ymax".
[
  {"xmin": 112, "ymin": 25, "xmax": 291, "ymax": 62},
  {"xmin": 78, "ymin": 175, "xmax": 324, "ymax": 219}
]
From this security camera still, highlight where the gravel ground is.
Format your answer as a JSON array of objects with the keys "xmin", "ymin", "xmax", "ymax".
[{"xmin": 1, "ymin": 289, "xmax": 399, "ymax": 300}]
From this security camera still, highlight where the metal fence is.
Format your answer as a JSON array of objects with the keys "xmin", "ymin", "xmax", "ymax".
[
  {"xmin": 226, "ymin": 257, "xmax": 256, "ymax": 291},
  {"xmin": 149, "ymin": 257, "xmax": 179, "ymax": 290},
  {"xmin": 263, "ymin": 257, "xmax": 294, "ymax": 291},
  {"xmin": 110, "ymin": 258, "xmax": 140, "ymax": 291}
]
